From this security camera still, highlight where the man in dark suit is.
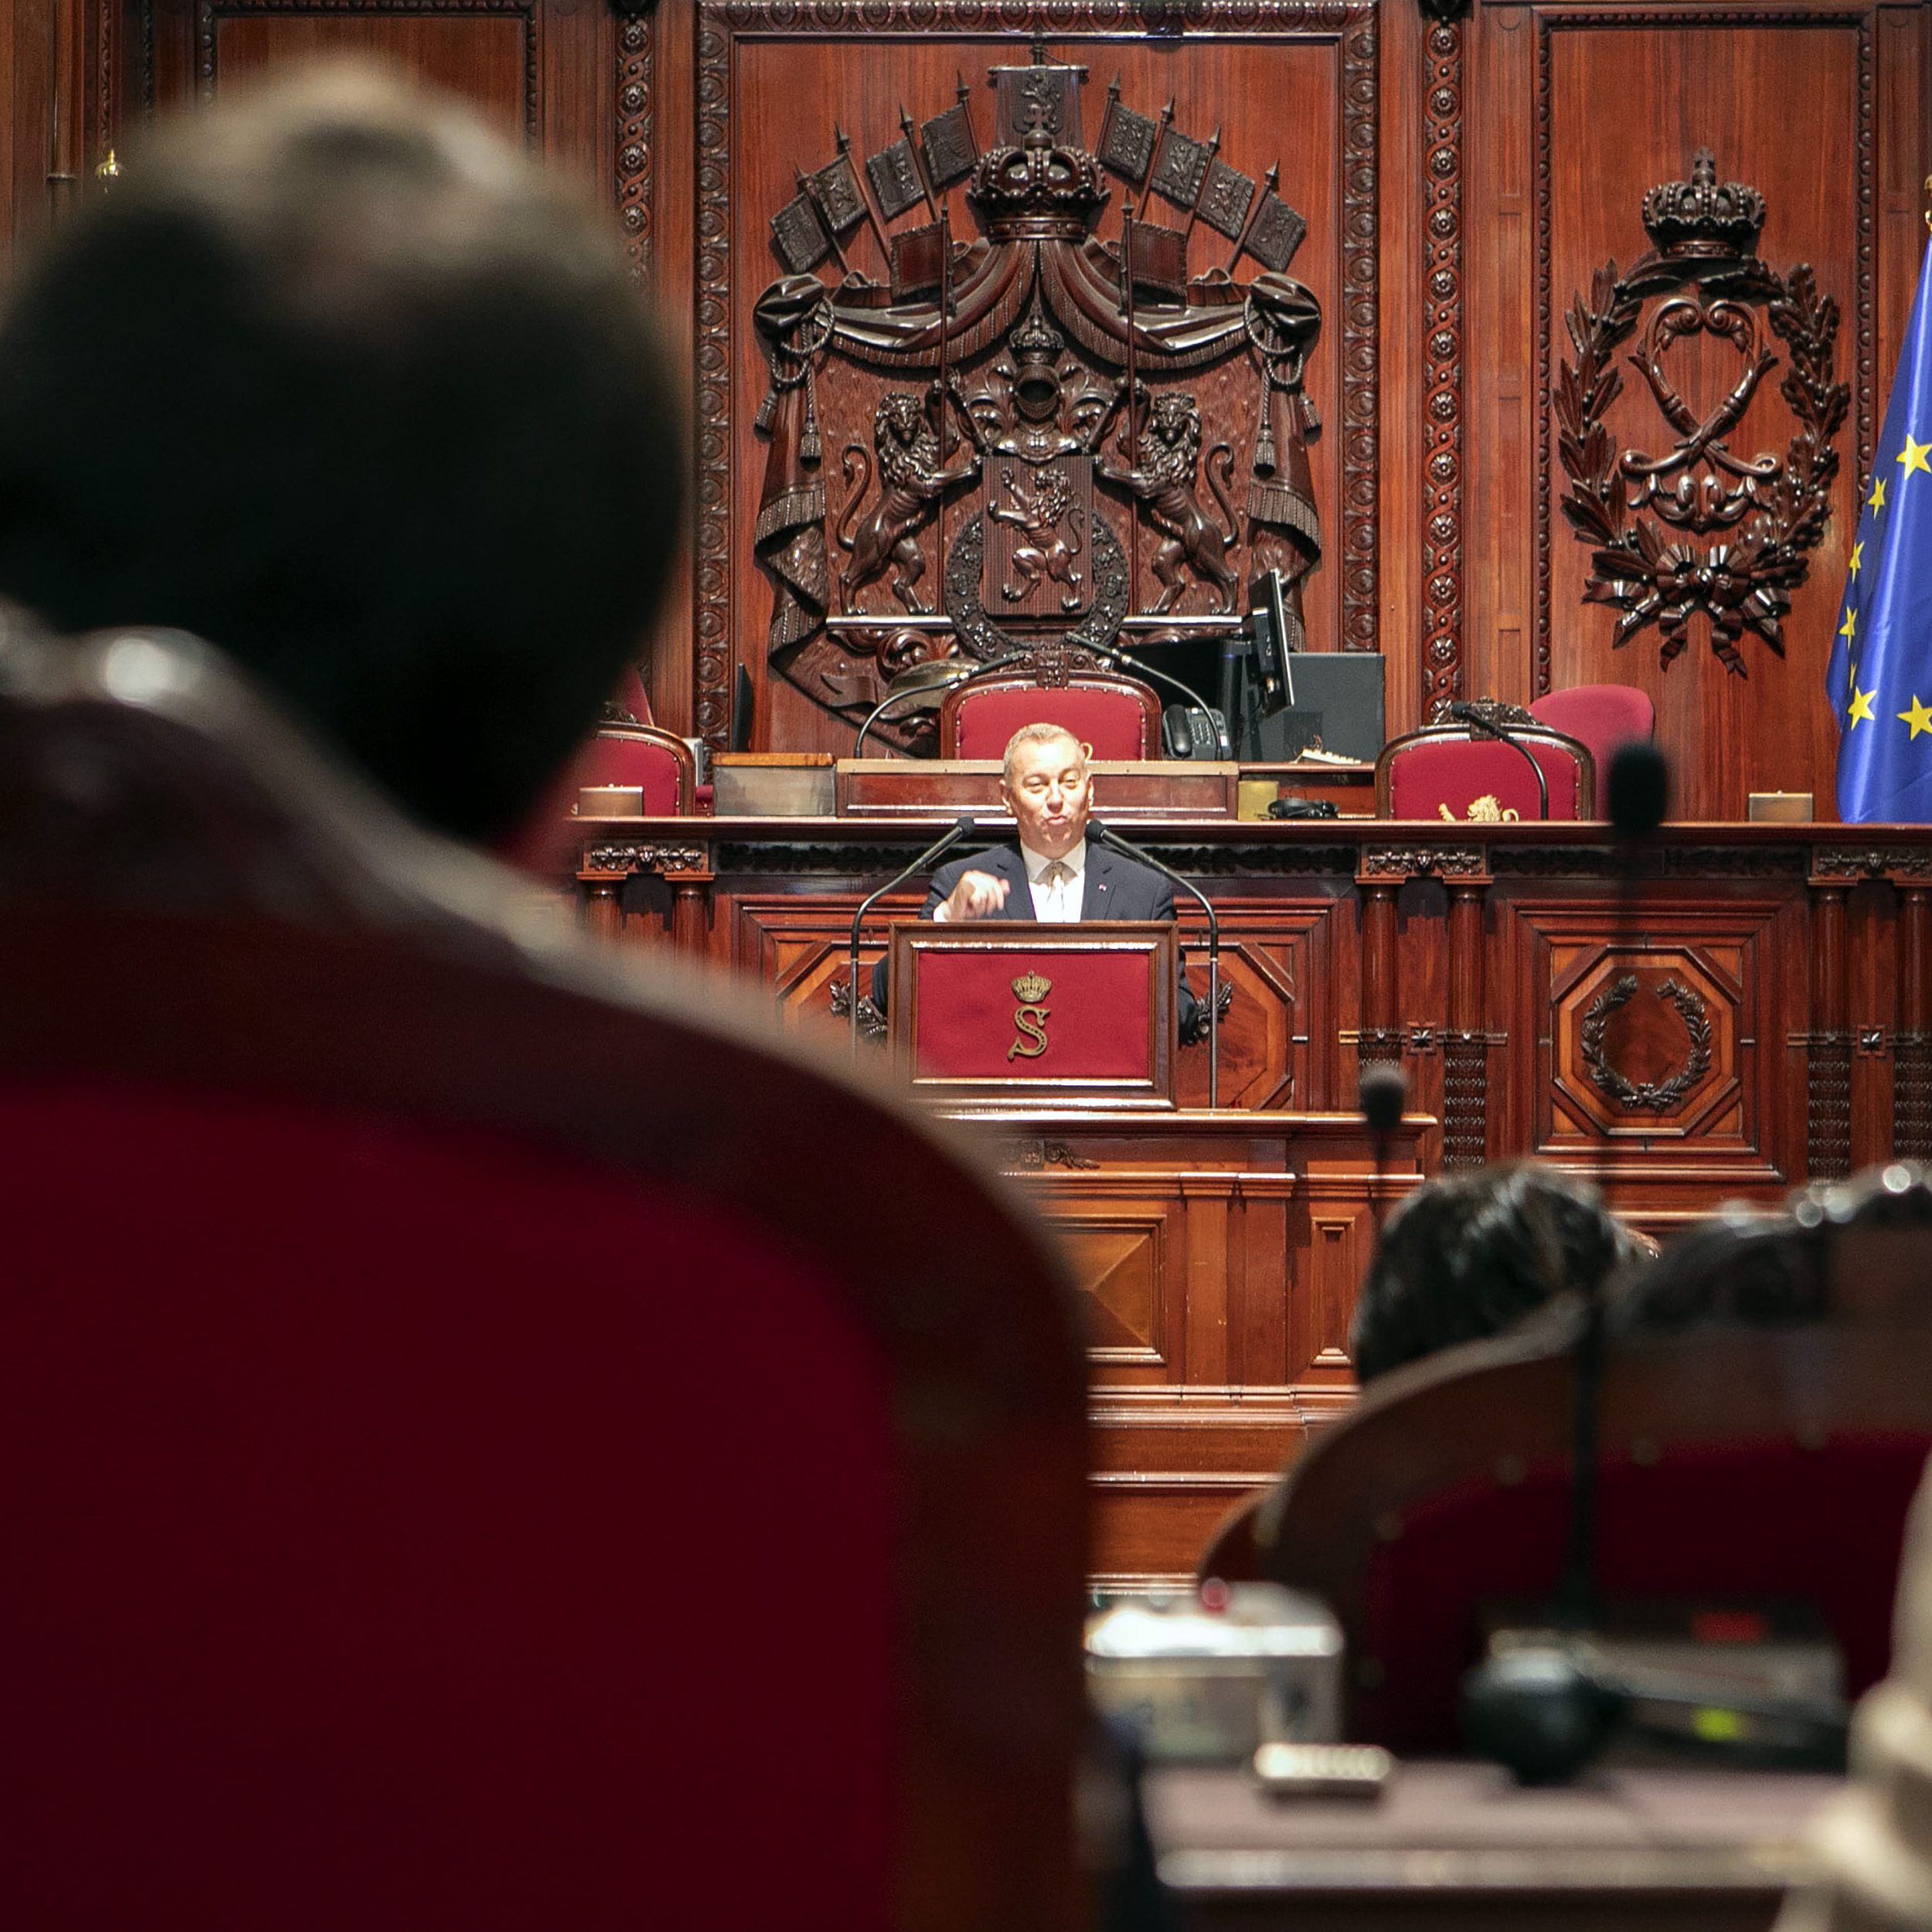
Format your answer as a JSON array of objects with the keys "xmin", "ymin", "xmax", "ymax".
[{"xmin": 873, "ymin": 721, "xmax": 1201, "ymax": 1032}]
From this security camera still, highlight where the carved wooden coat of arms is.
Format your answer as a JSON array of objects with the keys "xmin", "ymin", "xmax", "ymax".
[{"xmin": 750, "ymin": 37, "xmax": 1325, "ymax": 748}]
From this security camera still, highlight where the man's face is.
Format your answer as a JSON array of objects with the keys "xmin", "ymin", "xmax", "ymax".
[{"xmin": 1002, "ymin": 733, "xmax": 1092, "ymax": 859}]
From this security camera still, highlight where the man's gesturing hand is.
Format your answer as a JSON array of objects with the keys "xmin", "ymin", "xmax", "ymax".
[{"xmin": 935, "ymin": 869, "xmax": 1010, "ymax": 922}]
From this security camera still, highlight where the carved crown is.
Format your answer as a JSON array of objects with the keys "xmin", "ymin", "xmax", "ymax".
[
  {"xmin": 968, "ymin": 144, "xmax": 1107, "ymax": 243},
  {"xmin": 1641, "ymin": 150, "xmax": 1766, "ymax": 261},
  {"xmin": 1012, "ymin": 971, "xmax": 1052, "ymax": 1004},
  {"xmin": 1010, "ymin": 301, "xmax": 1065, "ymax": 370}
]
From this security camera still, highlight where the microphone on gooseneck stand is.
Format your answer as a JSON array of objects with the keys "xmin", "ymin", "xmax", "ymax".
[
  {"xmin": 1461, "ymin": 738, "xmax": 1674, "ymax": 1784},
  {"xmin": 1086, "ymin": 817, "xmax": 1221, "ymax": 1107},
  {"xmin": 847, "ymin": 816, "xmax": 978, "ymax": 1061},
  {"xmin": 1448, "ymin": 701, "xmax": 1549, "ymax": 821},
  {"xmin": 1357, "ymin": 1060, "xmax": 1408, "ymax": 1242}
]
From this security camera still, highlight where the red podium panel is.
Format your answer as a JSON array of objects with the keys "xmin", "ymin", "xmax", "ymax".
[{"xmin": 889, "ymin": 923, "xmax": 1177, "ymax": 1111}]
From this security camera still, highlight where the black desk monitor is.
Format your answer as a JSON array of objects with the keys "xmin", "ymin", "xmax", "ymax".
[{"xmin": 1250, "ymin": 655, "xmax": 1385, "ymax": 764}]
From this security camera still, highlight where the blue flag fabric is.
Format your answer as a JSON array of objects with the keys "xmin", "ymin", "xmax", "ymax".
[{"xmin": 1828, "ymin": 243, "xmax": 1932, "ymax": 823}]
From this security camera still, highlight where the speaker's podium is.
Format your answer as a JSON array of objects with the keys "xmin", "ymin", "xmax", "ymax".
[{"xmin": 888, "ymin": 923, "xmax": 1177, "ymax": 1111}]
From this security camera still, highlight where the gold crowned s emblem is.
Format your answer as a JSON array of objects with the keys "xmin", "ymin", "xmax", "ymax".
[{"xmin": 1008, "ymin": 972, "xmax": 1053, "ymax": 1062}]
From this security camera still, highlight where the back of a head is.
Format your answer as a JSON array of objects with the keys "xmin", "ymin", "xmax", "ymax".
[
  {"xmin": 1349, "ymin": 1161, "xmax": 1638, "ymax": 1385},
  {"xmin": 0, "ymin": 66, "xmax": 681, "ymax": 845}
]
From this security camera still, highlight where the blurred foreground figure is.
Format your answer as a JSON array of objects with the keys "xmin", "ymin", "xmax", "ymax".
[
  {"xmin": 0, "ymin": 66, "xmax": 679, "ymax": 845},
  {"xmin": 1781, "ymin": 1456, "xmax": 1932, "ymax": 1932},
  {"xmin": 1349, "ymin": 1159, "xmax": 1648, "ymax": 1384}
]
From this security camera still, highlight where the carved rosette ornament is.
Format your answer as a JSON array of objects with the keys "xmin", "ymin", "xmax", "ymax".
[
  {"xmin": 749, "ymin": 38, "xmax": 1325, "ymax": 749},
  {"xmin": 1556, "ymin": 151, "xmax": 1848, "ymax": 674}
]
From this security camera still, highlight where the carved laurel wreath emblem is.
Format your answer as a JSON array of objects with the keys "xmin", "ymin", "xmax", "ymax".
[
  {"xmin": 1580, "ymin": 972, "xmax": 1713, "ymax": 1114},
  {"xmin": 1556, "ymin": 151, "xmax": 1848, "ymax": 675}
]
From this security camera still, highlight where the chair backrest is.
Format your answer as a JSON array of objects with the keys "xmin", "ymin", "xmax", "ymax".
[
  {"xmin": 0, "ymin": 614, "xmax": 1087, "ymax": 1932},
  {"xmin": 1528, "ymin": 682, "xmax": 1655, "ymax": 789},
  {"xmin": 611, "ymin": 660, "xmax": 655, "ymax": 726},
  {"xmin": 1376, "ymin": 721, "xmax": 1595, "ymax": 820},
  {"xmin": 939, "ymin": 668, "xmax": 1163, "ymax": 761},
  {"xmin": 1253, "ymin": 1321, "xmax": 1932, "ymax": 1753},
  {"xmin": 573, "ymin": 720, "xmax": 695, "ymax": 814}
]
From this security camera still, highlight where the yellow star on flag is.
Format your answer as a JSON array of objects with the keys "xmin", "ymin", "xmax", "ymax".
[
  {"xmin": 1871, "ymin": 476, "xmax": 1888, "ymax": 512},
  {"xmin": 1899, "ymin": 695, "xmax": 1932, "ymax": 740},
  {"xmin": 1900, "ymin": 436, "xmax": 1932, "ymax": 481},
  {"xmin": 1850, "ymin": 539, "xmax": 1865, "ymax": 577},
  {"xmin": 1849, "ymin": 685, "xmax": 1876, "ymax": 726},
  {"xmin": 1839, "ymin": 607, "xmax": 1858, "ymax": 642}
]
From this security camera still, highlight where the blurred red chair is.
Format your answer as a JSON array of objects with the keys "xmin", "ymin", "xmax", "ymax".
[
  {"xmin": 1252, "ymin": 1323, "xmax": 1932, "ymax": 1753},
  {"xmin": 939, "ymin": 667, "xmax": 1163, "ymax": 760},
  {"xmin": 1529, "ymin": 683, "xmax": 1655, "ymax": 793},
  {"xmin": 0, "ymin": 618, "xmax": 1087, "ymax": 1932},
  {"xmin": 1376, "ymin": 709, "xmax": 1595, "ymax": 820},
  {"xmin": 571, "ymin": 719, "xmax": 696, "ymax": 815}
]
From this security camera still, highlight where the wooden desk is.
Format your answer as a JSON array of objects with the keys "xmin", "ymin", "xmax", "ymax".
[
  {"xmin": 567, "ymin": 815, "xmax": 1932, "ymax": 1581},
  {"xmin": 948, "ymin": 1109, "xmax": 1423, "ymax": 1587},
  {"xmin": 1148, "ymin": 1760, "xmax": 1835, "ymax": 1932}
]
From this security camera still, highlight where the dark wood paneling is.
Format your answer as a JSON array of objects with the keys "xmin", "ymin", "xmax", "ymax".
[{"xmin": 25, "ymin": 0, "xmax": 1926, "ymax": 805}]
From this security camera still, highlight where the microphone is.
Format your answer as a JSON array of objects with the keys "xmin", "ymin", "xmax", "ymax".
[
  {"xmin": 1549, "ymin": 738, "xmax": 1671, "ymax": 1632},
  {"xmin": 1083, "ymin": 638, "xmax": 1233, "ymax": 759},
  {"xmin": 1087, "ymin": 816, "xmax": 1222, "ymax": 1107},
  {"xmin": 1448, "ymin": 701, "xmax": 1549, "ymax": 821},
  {"xmin": 1358, "ymin": 1060, "xmax": 1408, "ymax": 1240},
  {"xmin": 847, "ymin": 815, "xmax": 978, "ymax": 1058}
]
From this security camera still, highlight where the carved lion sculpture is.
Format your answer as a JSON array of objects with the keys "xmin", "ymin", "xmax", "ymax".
[
  {"xmin": 1097, "ymin": 391, "xmax": 1240, "ymax": 615},
  {"xmin": 837, "ymin": 392, "xmax": 978, "ymax": 613}
]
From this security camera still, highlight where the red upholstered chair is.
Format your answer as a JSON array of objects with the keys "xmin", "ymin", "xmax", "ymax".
[
  {"xmin": 571, "ymin": 719, "xmax": 696, "ymax": 814},
  {"xmin": 1251, "ymin": 1322, "xmax": 1932, "ymax": 1753},
  {"xmin": 1529, "ymin": 683, "xmax": 1655, "ymax": 793},
  {"xmin": 1376, "ymin": 715, "xmax": 1595, "ymax": 821},
  {"xmin": 0, "ymin": 618, "xmax": 1087, "ymax": 1932},
  {"xmin": 938, "ymin": 667, "xmax": 1163, "ymax": 760}
]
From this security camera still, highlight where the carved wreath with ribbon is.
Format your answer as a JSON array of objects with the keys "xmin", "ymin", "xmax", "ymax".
[{"xmin": 1556, "ymin": 150, "xmax": 1848, "ymax": 675}]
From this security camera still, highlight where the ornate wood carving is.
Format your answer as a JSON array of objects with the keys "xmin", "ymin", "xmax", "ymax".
[
  {"xmin": 1808, "ymin": 1033, "xmax": 1854, "ymax": 1179},
  {"xmin": 1896, "ymin": 1032, "xmax": 1932, "ymax": 1163},
  {"xmin": 1420, "ymin": 17, "xmax": 1465, "ymax": 709},
  {"xmin": 1533, "ymin": 9, "xmax": 1874, "ymax": 696},
  {"xmin": 1337, "ymin": 5, "xmax": 1380, "ymax": 654},
  {"xmin": 1359, "ymin": 845, "xmax": 1484, "ymax": 881},
  {"xmin": 694, "ymin": 9, "xmax": 733, "ymax": 744},
  {"xmin": 582, "ymin": 842, "xmax": 709, "ymax": 873},
  {"xmin": 1553, "ymin": 151, "xmax": 1847, "ymax": 674},
  {"xmin": 697, "ymin": 2, "xmax": 1379, "ymax": 750},
  {"xmin": 1579, "ymin": 971, "xmax": 1713, "ymax": 1112},
  {"xmin": 615, "ymin": 4, "xmax": 655, "ymax": 281}
]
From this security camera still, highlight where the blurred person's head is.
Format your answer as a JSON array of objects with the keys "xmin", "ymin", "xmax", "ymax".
[
  {"xmin": 1350, "ymin": 1160, "xmax": 1645, "ymax": 1384},
  {"xmin": 0, "ymin": 65, "xmax": 681, "ymax": 845},
  {"xmin": 1608, "ymin": 1206, "xmax": 1828, "ymax": 1339}
]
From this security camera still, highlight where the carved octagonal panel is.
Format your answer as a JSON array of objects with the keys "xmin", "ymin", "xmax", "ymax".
[{"xmin": 1550, "ymin": 945, "xmax": 1740, "ymax": 1139}]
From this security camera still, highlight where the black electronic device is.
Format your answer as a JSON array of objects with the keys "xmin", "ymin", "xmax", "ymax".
[
  {"xmin": 1245, "ymin": 571, "xmax": 1292, "ymax": 716},
  {"xmin": 1244, "ymin": 656, "xmax": 1384, "ymax": 764}
]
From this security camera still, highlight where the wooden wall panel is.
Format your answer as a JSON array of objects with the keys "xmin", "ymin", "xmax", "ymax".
[
  {"xmin": 17, "ymin": 0, "xmax": 1932, "ymax": 802},
  {"xmin": 1534, "ymin": 11, "xmax": 1868, "ymax": 820}
]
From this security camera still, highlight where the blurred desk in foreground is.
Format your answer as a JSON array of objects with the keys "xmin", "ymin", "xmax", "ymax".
[{"xmin": 1148, "ymin": 1760, "xmax": 1834, "ymax": 1932}]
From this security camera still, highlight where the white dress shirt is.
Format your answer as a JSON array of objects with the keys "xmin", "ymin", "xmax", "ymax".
[{"xmin": 1022, "ymin": 838, "xmax": 1087, "ymax": 922}]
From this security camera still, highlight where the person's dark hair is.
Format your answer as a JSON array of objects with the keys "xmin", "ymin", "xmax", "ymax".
[
  {"xmin": 1350, "ymin": 1160, "xmax": 1641, "ymax": 1384},
  {"xmin": 0, "ymin": 67, "xmax": 682, "ymax": 844},
  {"xmin": 1607, "ymin": 1210, "xmax": 1828, "ymax": 1340}
]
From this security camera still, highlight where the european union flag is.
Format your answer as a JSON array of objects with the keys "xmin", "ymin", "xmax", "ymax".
[{"xmin": 1828, "ymin": 241, "xmax": 1932, "ymax": 822}]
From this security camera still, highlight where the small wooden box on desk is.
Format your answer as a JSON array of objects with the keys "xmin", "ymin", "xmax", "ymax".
[{"xmin": 889, "ymin": 922, "xmax": 1179, "ymax": 1111}]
